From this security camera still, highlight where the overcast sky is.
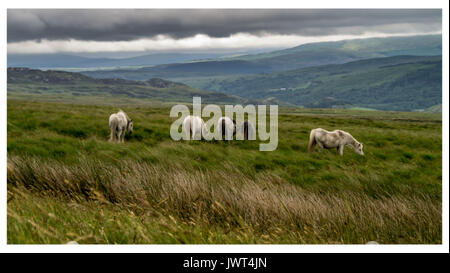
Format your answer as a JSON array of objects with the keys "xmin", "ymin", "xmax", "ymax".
[{"xmin": 7, "ymin": 9, "xmax": 442, "ymax": 55}]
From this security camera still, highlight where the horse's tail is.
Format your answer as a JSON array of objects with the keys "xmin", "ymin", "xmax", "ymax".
[{"xmin": 308, "ymin": 129, "xmax": 316, "ymax": 152}]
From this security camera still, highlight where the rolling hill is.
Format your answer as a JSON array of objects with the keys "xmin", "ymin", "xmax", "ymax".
[
  {"xmin": 232, "ymin": 34, "xmax": 441, "ymax": 65},
  {"xmin": 7, "ymin": 67, "xmax": 246, "ymax": 105},
  {"xmin": 8, "ymin": 35, "xmax": 442, "ymax": 111},
  {"xmin": 188, "ymin": 55, "xmax": 442, "ymax": 111},
  {"xmin": 83, "ymin": 34, "xmax": 442, "ymax": 80}
]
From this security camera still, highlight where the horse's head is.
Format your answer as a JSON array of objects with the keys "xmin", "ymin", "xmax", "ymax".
[
  {"xmin": 127, "ymin": 119, "xmax": 133, "ymax": 134},
  {"xmin": 354, "ymin": 142, "xmax": 364, "ymax": 156}
]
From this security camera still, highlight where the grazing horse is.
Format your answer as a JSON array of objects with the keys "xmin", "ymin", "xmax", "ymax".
[
  {"xmin": 183, "ymin": 115, "xmax": 207, "ymax": 140},
  {"xmin": 109, "ymin": 110, "xmax": 133, "ymax": 143},
  {"xmin": 241, "ymin": 120, "xmax": 256, "ymax": 140},
  {"xmin": 308, "ymin": 128, "xmax": 364, "ymax": 156},
  {"xmin": 217, "ymin": 117, "xmax": 236, "ymax": 141}
]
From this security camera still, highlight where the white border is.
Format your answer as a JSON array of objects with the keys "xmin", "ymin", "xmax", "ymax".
[
  {"xmin": 1, "ymin": 6, "xmax": 7, "ymax": 249},
  {"xmin": 1, "ymin": 0, "xmax": 449, "ymax": 253}
]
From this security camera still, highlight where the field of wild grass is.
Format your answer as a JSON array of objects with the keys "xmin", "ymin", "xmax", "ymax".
[{"xmin": 7, "ymin": 100, "xmax": 442, "ymax": 244}]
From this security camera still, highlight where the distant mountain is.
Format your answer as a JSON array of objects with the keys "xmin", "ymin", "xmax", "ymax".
[
  {"xmin": 7, "ymin": 54, "xmax": 111, "ymax": 68},
  {"xmin": 7, "ymin": 67, "xmax": 246, "ymax": 104},
  {"xmin": 235, "ymin": 34, "xmax": 442, "ymax": 60},
  {"xmin": 7, "ymin": 52, "xmax": 230, "ymax": 69},
  {"xmin": 83, "ymin": 34, "xmax": 442, "ymax": 80},
  {"xmin": 8, "ymin": 35, "xmax": 442, "ymax": 111},
  {"xmin": 188, "ymin": 55, "xmax": 442, "ymax": 111}
]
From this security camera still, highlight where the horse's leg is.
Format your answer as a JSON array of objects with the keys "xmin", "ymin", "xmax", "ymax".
[
  {"xmin": 121, "ymin": 129, "xmax": 126, "ymax": 143},
  {"xmin": 317, "ymin": 141, "xmax": 324, "ymax": 152},
  {"xmin": 109, "ymin": 128, "xmax": 114, "ymax": 142},
  {"xmin": 193, "ymin": 127, "xmax": 200, "ymax": 140},
  {"xmin": 117, "ymin": 128, "xmax": 122, "ymax": 143},
  {"xmin": 198, "ymin": 128, "xmax": 202, "ymax": 140},
  {"xmin": 109, "ymin": 123, "xmax": 116, "ymax": 142},
  {"xmin": 338, "ymin": 145, "xmax": 344, "ymax": 156},
  {"xmin": 193, "ymin": 127, "xmax": 197, "ymax": 140}
]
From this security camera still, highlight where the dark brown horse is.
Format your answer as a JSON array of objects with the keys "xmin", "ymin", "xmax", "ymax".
[{"xmin": 241, "ymin": 120, "xmax": 255, "ymax": 140}]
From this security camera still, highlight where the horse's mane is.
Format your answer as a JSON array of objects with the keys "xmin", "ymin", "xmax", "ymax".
[{"xmin": 340, "ymin": 130, "xmax": 358, "ymax": 146}]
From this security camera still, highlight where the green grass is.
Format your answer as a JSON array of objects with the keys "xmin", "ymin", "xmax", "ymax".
[{"xmin": 7, "ymin": 100, "xmax": 442, "ymax": 244}]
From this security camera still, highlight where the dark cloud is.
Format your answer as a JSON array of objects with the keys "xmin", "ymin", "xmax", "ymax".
[{"xmin": 7, "ymin": 9, "xmax": 442, "ymax": 42}]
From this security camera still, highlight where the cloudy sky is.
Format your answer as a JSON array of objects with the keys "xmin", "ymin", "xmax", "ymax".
[{"xmin": 7, "ymin": 9, "xmax": 442, "ymax": 56}]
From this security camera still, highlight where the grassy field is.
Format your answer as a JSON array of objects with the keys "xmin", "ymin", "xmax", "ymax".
[{"xmin": 7, "ymin": 99, "xmax": 442, "ymax": 244}]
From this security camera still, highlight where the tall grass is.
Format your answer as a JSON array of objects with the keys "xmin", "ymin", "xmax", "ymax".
[
  {"xmin": 8, "ymin": 156, "xmax": 441, "ymax": 244},
  {"xmin": 7, "ymin": 100, "xmax": 442, "ymax": 244}
]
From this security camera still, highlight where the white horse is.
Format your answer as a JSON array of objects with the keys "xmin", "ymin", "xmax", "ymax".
[
  {"xmin": 217, "ymin": 117, "xmax": 236, "ymax": 141},
  {"xmin": 183, "ymin": 115, "xmax": 208, "ymax": 140},
  {"xmin": 240, "ymin": 120, "xmax": 256, "ymax": 140},
  {"xmin": 308, "ymin": 128, "xmax": 364, "ymax": 156},
  {"xmin": 109, "ymin": 110, "xmax": 133, "ymax": 143}
]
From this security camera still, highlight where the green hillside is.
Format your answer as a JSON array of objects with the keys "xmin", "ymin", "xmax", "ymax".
[
  {"xmin": 7, "ymin": 67, "xmax": 245, "ymax": 105},
  {"xmin": 189, "ymin": 55, "xmax": 442, "ymax": 111},
  {"xmin": 230, "ymin": 34, "xmax": 441, "ymax": 71},
  {"xmin": 83, "ymin": 60, "xmax": 272, "ymax": 81},
  {"xmin": 236, "ymin": 34, "xmax": 441, "ymax": 60}
]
